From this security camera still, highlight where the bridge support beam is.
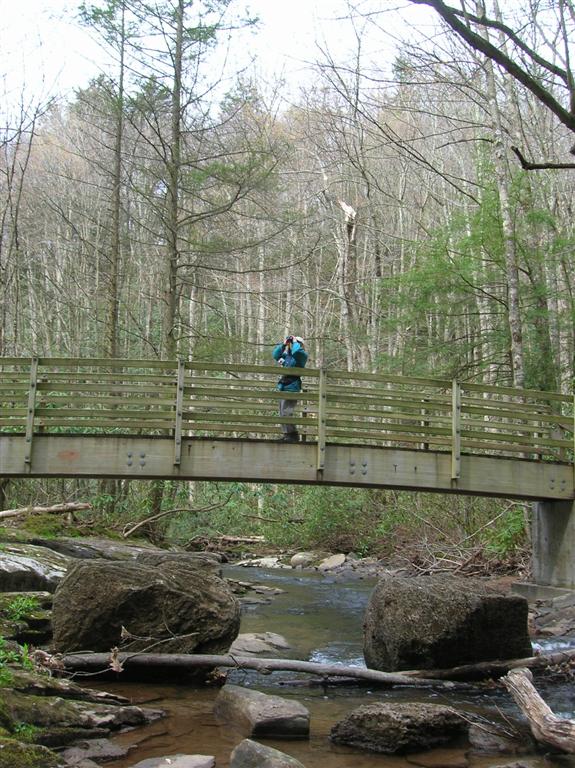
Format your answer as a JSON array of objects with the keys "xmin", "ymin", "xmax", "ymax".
[{"xmin": 532, "ymin": 500, "xmax": 575, "ymax": 589}]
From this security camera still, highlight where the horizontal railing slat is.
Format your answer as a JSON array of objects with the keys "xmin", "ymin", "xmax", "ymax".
[{"xmin": 0, "ymin": 357, "xmax": 572, "ymax": 464}]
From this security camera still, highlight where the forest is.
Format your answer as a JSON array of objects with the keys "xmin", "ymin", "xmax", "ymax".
[{"xmin": 1, "ymin": 0, "xmax": 573, "ymax": 566}]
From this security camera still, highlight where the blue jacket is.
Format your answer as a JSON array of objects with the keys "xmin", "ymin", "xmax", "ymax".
[{"xmin": 272, "ymin": 340, "xmax": 308, "ymax": 392}]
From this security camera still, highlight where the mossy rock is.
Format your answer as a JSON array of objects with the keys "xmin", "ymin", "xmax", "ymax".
[
  {"xmin": 0, "ymin": 529, "xmax": 30, "ymax": 544},
  {"xmin": 0, "ymin": 738, "xmax": 60, "ymax": 768},
  {"xmin": 2, "ymin": 690, "xmax": 82, "ymax": 729},
  {"xmin": 20, "ymin": 515, "xmax": 67, "ymax": 538},
  {"xmin": 0, "ymin": 619, "xmax": 22, "ymax": 640},
  {"xmin": 0, "ymin": 695, "xmax": 14, "ymax": 730},
  {"xmin": 33, "ymin": 725, "xmax": 108, "ymax": 748}
]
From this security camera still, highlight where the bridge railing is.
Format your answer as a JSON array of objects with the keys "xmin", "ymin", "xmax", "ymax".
[{"xmin": 0, "ymin": 358, "xmax": 572, "ymax": 474}]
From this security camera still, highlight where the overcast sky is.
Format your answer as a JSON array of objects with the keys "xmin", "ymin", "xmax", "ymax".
[{"xmin": 0, "ymin": 0, "xmax": 431, "ymax": 108}]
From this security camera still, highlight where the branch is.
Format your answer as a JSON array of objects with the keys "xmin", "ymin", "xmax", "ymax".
[
  {"xmin": 430, "ymin": 4, "xmax": 568, "ymax": 82},
  {"xmin": 408, "ymin": 0, "xmax": 575, "ymax": 135},
  {"xmin": 122, "ymin": 496, "xmax": 233, "ymax": 538},
  {"xmin": 511, "ymin": 146, "xmax": 575, "ymax": 170}
]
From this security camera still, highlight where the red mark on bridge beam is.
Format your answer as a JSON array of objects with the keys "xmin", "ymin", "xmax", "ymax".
[{"xmin": 57, "ymin": 450, "xmax": 80, "ymax": 463}]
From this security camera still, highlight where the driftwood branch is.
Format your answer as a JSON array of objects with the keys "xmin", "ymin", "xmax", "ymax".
[
  {"xmin": 503, "ymin": 667, "xmax": 575, "ymax": 752},
  {"xmin": 0, "ymin": 502, "xmax": 91, "ymax": 520},
  {"xmin": 59, "ymin": 652, "xmax": 462, "ymax": 689},
  {"xmin": 402, "ymin": 647, "xmax": 575, "ymax": 681}
]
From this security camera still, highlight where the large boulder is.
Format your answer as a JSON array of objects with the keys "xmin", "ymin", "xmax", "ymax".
[
  {"xmin": 330, "ymin": 702, "xmax": 467, "ymax": 754},
  {"xmin": 363, "ymin": 576, "xmax": 532, "ymax": 671},
  {"xmin": 51, "ymin": 559, "xmax": 240, "ymax": 654}
]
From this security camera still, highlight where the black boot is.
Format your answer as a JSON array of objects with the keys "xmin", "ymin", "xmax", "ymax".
[{"xmin": 282, "ymin": 432, "xmax": 299, "ymax": 443}]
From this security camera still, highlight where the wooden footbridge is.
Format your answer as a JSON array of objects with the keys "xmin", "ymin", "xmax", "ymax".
[{"xmin": 0, "ymin": 357, "xmax": 573, "ymax": 502}]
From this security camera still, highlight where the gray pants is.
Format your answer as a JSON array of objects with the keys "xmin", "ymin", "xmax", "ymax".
[{"xmin": 279, "ymin": 398, "xmax": 297, "ymax": 434}]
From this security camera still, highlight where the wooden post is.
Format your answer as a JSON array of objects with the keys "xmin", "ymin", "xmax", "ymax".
[
  {"xmin": 174, "ymin": 358, "xmax": 185, "ymax": 465},
  {"xmin": 451, "ymin": 379, "xmax": 461, "ymax": 482},
  {"xmin": 317, "ymin": 368, "xmax": 327, "ymax": 473},
  {"xmin": 420, "ymin": 397, "xmax": 429, "ymax": 451},
  {"xmin": 24, "ymin": 357, "xmax": 39, "ymax": 470}
]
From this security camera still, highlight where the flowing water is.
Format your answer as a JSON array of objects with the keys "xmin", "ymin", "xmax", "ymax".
[{"xmin": 100, "ymin": 566, "xmax": 574, "ymax": 768}]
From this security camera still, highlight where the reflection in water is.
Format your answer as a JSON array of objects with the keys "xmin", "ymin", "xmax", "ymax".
[{"xmin": 101, "ymin": 566, "xmax": 572, "ymax": 768}]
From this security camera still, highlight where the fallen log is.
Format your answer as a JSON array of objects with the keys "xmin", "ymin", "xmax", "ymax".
[
  {"xmin": 0, "ymin": 502, "xmax": 91, "ymax": 519},
  {"xmin": 401, "ymin": 647, "xmax": 575, "ymax": 681},
  {"xmin": 502, "ymin": 667, "xmax": 575, "ymax": 752},
  {"xmin": 58, "ymin": 652, "xmax": 463, "ymax": 689},
  {"xmin": 57, "ymin": 646, "xmax": 575, "ymax": 688}
]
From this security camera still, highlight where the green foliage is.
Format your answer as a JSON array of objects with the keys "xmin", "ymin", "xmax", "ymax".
[
  {"xmin": 167, "ymin": 481, "xmax": 263, "ymax": 543},
  {"xmin": 0, "ymin": 668, "xmax": 13, "ymax": 688},
  {"xmin": 20, "ymin": 514, "xmax": 66, "ymax": 539},
  {"xmin": 0, "ymin": 638, "xmax": 22, "ymax": 666},
  {"xmin": 0, "ymin": 737, "xmax": 60, "ymax": 767},
  {"xmin": 16, "ymin": 645, "xmax": 34, "ymax": 673},
  {"xmin": 11, "ymin": 723, "xmax": 39, "ymax": 743},
  {"xmin": 0, "ymin": 637, "xmax": 16, "ymax": 687},
  {"xmin": 483, "ymin": 507, "xmax": 528, "ymax": 556},
  {"xmin": 287, "ymin": 486, "xmax": 381, "ymax": 555},
  {"xmin": 3, "ymin": 597, "xmax": 39, "ymax": 623},
  {"xmin": 0, "ymin": 638, "xmax": 34, "ymax": 681}
]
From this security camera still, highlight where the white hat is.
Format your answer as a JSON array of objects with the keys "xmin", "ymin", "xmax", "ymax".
[{"xmin": 293, "ymin": 336, "xmax": 305, "ymax": 344}]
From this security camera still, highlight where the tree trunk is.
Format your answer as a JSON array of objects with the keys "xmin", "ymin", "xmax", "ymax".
[
  {"xmin": 476, "ymin": 0, "xmax": 525, "ymax": 387},
  {"xmin": 0, "ymin": 479, "xmax": 10, "ymax": 511},
  {"xmin": 163, "ymin": 0, "xmax": 184, "ymax": 360},
  {"xmin": 106, "ymin": 0, "xmax": 126, "ymax": 359}
]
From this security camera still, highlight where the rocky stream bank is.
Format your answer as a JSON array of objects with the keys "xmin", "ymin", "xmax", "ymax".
[{"xmin": 0, "ymin": 534, "xmax": 574, "ymax": 767}]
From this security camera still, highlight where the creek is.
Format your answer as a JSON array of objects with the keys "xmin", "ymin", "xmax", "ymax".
[{"xmin": 100, "ymin": 565, "xmax": 574, "ymax": 768}]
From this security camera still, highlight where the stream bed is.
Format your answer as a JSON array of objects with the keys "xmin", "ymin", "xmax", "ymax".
[{"xmin": 100, "ymin": 566, "xmax": 574, "ymax": 768}]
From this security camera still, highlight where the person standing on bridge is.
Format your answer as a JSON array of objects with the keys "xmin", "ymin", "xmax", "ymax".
[{"xmin": 272, "ymin": 335, "xmax": 308, "ymax": 442}]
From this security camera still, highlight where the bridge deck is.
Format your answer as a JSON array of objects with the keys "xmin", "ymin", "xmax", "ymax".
[
  {"xmin": 0, "ymin": 434, "xmax": 572, "ymax": 501},
  {"xmin": 0, "ymin": 357, "xmax": 573, "ymax": 500}
]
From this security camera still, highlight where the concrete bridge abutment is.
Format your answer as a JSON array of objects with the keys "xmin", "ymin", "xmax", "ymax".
[{"xmin": 532, "ymin": 500, "xmax": 575, "ymax": 589}]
